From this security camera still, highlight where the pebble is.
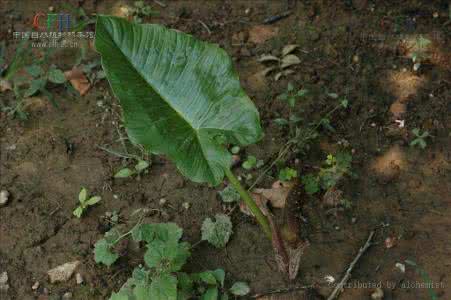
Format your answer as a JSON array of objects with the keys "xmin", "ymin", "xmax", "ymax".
[
  {"xmin": 371, "ymin": 287, "xmax": 384, "ymax": 299},
  {"xmin": 47, "ymin": 261, "xmax": 80, "ymax": 284},
  {"xmin": 0, "ymin": 271, "xmax": 9, "ymax": 292},
  {"xmin": 32, "ymin": 281, "xmax": 40, "ymax": 290},
  {"xmin": 0, "ymin": 190, "xmax": 10, "ymax": 206},
  {"xmin": 75, "ymin": 273, "xmax": 83, "ymax": 285},
  {"xmin": 62, "ymin": 292, "xmax": 73, "ymax": 300},
  {"xmin": 395, "ymin": 262, "xmax": 405, "ymax": 273}
]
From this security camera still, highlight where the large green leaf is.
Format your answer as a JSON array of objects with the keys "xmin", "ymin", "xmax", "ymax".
[{"xmin": 95, "ymin": 16, "xmax": 262, "ymax": 185}]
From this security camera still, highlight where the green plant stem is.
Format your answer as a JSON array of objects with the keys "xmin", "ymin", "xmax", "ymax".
[{"xmin": 224, "ymin": 168, "xmax": 272, "ymax": 240}]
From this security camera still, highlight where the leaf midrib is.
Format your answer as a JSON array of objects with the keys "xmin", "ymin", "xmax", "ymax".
[
  {"xmin": 101, "ymin": 18, "xmax": 222, "ymax": 178},
  {"xmin": 101, "ymin": 18, "xmax": 197, "ymax": 133}
]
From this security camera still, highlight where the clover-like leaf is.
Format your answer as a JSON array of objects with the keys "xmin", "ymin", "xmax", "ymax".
[
  {"xmin": 201, "ymin": 214, "xmax": 233, "ymax": 248},
  {"xmin": 25, "ymin": 65, "xmax": 44, "ymax": 77},
  {"xmin": 48, "ymin": 67, "xmax": 67, "ymax": 84},
  {"xmin": 94, "ymin": 238, "xmax": 119, "ymax": 267},
  {"xmin": 150, "ymin": 273, "xmax": 178, "ymax": 300},
  {"xmin": 96, "ymin": 16, "xmax": 262, "ymax": 186},
  {"xmin": 114, "ymin": 168, "xmax": 135, "ymax": 178},
  {"xmin": 199, "ymin": 271, "xmax": 218, "ymax": 285},
  {"xmin": 85, "ymin": 196, "xmax": 102, "ymax": 206},
  {"xmin": 278, "ymin": 167, "xmax": 297, "ymax": 182},
  {"xmin": 201, "ymin": 287, "xmax": 218, "ymax": 300},
  {"xmin": 135, "ymin": 160, "xmax": 150, "ymax": 172},
  {"xmin": 212, "ymin": 269, "xmax": 225, "ymax": 287},
  {"xmin": 73, "ymin": 206, "xmax": 83, "ymax": 218},
  {"xmin": 79, "ymin": 187, "xmax": 88, "ymax": 203},
  {"xmin": 242, "ymin": 155, "xmax": 257, "ymax": 170},
  {"xmin": 144, "ymin": 240, "xmax": 190, "ymax": 272}
]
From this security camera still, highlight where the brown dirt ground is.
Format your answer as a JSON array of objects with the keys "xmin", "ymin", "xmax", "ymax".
[{"xmin": 1, "ymin": 0, "xmax": 450, "ymax": 299}]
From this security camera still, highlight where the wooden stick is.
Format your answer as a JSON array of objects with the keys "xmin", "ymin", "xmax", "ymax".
[{"xmin": 327, "ymin": 230, "xmax": 375, "ymax": 300}]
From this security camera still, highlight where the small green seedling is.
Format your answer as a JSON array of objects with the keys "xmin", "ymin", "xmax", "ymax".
[
  {"xmin": 301, "ymin": 152, "xmax": 353, "ymax": 195},
  {"xmin": 278, "ymin": 82, "xmax": 308, "ymax": 108},
  {"xmin": 241, "ymin": 155, "xmax": 264, "ymax": 170},
  {"xmin": 409, "ymin": 35, "xmax": 431, "ymax": 71},
  {"xmin": 95, "ymin": 222, "xmax": 249, "ymax": 299},
  {"xmin": 128, "ymin": 1, "xmax": 158, "ymax": 23},
  {"xmin": 114, "ymin": 159, "xmax": 150, "ymax": 178},
  {"xmin": 410, "ymin": 128, "xmax": 429, "ymax": 149},
  {"xmin": 73, "ymin": 187, "xmax": 102, "ymax": 218},
  {"xmin": 23, "ymin": 63, "xmax": 66, "ymax": 98},
  {"xmin": 278, "ymin": 167, "xmax": 297, "ymax": 182},
  {"xmin": 230, "ymin": 145, "xmax": 240, "ymax": 154}
]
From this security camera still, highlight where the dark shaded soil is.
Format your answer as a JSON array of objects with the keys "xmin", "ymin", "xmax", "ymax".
[{"xmin": 1, "ymin": 1, "xmax": 450, "ymax": 299}]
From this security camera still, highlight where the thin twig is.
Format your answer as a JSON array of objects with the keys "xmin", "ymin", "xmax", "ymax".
[
  {"xmin": 327, "ymin": 230, "xmax": 375, "ymax": 300},
  {"xmin": 97, "ymin": 145, "xmax": 140, "ymax": 160},
  {"xmin": 198, "ymin": 20, "xmax": 211, "ymax": 35},
  {"xmin": 153, "ymin": 0, "xmax": 167, "ymax": 7}
]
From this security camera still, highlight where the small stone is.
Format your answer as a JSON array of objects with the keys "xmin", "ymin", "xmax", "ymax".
[
  {"xmin": 32, "ymin": 281, "xmax": 40, "ymax": 290},
  {"xmin": 0, "ymin": 271, "xmax": 9, "ymax": 292},
  {"xmin": 352, "ymin": 55, "xmax": 360, "ymax": 63},
  {"xmin": 75, "ymin": 273, "xmax": 83, "ymax": 285},
  {"xmin": 433, "ymin": 12, "xmax": 439, "ymax": 18},
  {"xmin": 182, "ymin": 202, "xmax": 190, "ymax": 210},
  {"xmin": 371, "ymin": 287, "xmax": 384, "ymax": 299},
  {"xmin": 395, "ymin": 262, "xmax": 405, "ymax": 273},
  {"xmin": 159, "ymin": 198, "xmax": 167, "ymax": 206},
  {"xmin": 47, "ymin": 261, "xmax": 80, "ymax": 284},
  {"xmin": 351, "ymin": 217, "xmax": 357, "ymax": 224},
  {"xmin": 0, "ymin": 190, "xmax": 10, "ymax": 206},
  {"xmin": 0, "ymin": 272, "xmax": 8, "ymax": 285},
  {"xmin": 62, "ymin": 292, "xmax": 73, "ymax": 300}
]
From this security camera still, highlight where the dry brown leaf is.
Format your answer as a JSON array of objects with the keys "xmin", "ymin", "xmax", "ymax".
[
  {"xmin": 248, "ymin": 25, "xmax": 279, "ymax": 44},
  {"xmin": 261, "ymin": 66, "xmax": 276, "ymax": 76},
  {"xmin": 22, "ymin": 97, "xmax": 51, "ymax": 113},
  {"xmin": 322, "ymin": 187, "xmax": 343, "ymax": 207},
  {"xmin": 274, "ymin": 70, "xmax": 296, "ymax": 81},
  {"xmin": 384, "ymin": 236, "xmax": 397, "ymax": 249},
  {"xmin": 64, "ymin": 67, "xmax": 91, "ymax": 96},
  {"xmin": 282, "ymin": 44, "xmax": 299, "ymax": 57},
  {"xmin": 274, "ymin": 72, "xmax": 283, "ymax": 81},
  {"xmin": 258, "ymin": 54, "xmax": 280, "ymax": 63},
  {"xmin": 247, "ymin": 70, "xmax": 269, "ymax": 92},
  {"xmin": 0, "ymin": 79, "xmax": 12, "ymax": 92},
  {"xmin": 253, "ymin": 180, "xmax": 295, "ymax": 208},
  {"xmin": 239, "ymin": 193, "xmax": 269, "ymax": 216},
  {"xmin": 281, "ymin": 54, "xmax": 301, "ymax": 69}
]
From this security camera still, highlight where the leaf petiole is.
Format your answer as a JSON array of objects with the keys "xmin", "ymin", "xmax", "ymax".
[{"xmin": 224, "ymin": 168, "xmax": 272, "ymax": 240}]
